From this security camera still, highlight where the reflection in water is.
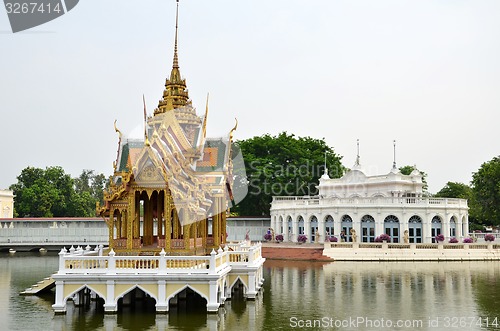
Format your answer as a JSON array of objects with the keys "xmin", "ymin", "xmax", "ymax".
[{"xmin": 3, "ymin": 254, "xmax": 500, "ymax": 330}]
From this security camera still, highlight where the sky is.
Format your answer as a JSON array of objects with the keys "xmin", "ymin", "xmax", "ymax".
[{"xmin": 1, "ymin": 0, "xmax": 499, "ymax": 194}]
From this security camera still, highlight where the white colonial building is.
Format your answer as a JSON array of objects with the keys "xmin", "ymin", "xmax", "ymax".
[
  {"xmin": 0, "ymin": 190, "xmax": 14, "ymax": 219},
  {"xmin": 270, "ymin": 155, "xmax": 469, "ymax": 244}
]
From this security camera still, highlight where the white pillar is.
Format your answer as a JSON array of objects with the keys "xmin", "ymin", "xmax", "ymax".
[
  {"xmin": 156, "ymin": 280, "xmax": 168, "ymax": 313},
  {"xmin": 103, "ymin": 280, "xmax": 117, "ymax": 313},
  {"xmin": 318, "ymin": 215, "xmax": 325, "ymax": 243},
  {"xmin": 52, "ymin": 281, "xmax": 67, "ymax": 314},
  {"xmin": 206, "ymin": 281, "xmax": 220, "ymax": 312},
  {"xmin": 305, "ymin": 218, "xmax": 311, "ymax": 243}
]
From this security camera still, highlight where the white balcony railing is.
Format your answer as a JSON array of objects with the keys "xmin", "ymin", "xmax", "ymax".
[
  {"xmin": 271, "ymin": 196, "xmax": 468, "ymax": 209},
  {"xmin": 56, "ymin": 241, "xmax": 263, "ymax": 276}
]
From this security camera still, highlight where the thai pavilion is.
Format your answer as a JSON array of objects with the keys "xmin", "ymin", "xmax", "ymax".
[
  {"xmin": 51, "ymin": 2, "xmax": 264, "ymax": 314},
  {"xmin": 270, "ymin": 142, "xmax": 469, "ymax": 244}
]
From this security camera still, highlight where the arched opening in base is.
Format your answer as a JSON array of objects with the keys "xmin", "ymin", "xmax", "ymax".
[
  {"xmin": 117, "ymin": 287, "xmax": 157, "ymax": 313},
  {"xmin": 168, "ymin": 287, "xmax": 207, "ymax": 314}
]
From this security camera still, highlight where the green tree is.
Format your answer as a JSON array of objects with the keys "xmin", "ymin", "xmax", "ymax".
[
  {"xmin": 435, "ymin": 181, "xmax": 480, "ymax": 226},
  {"xmin": 232, "ymin": 132, "xmax": 344, "ymax": 216},
  {"xmin": 10, "ymin": 166, "xmax": 73, "ymax": 217},
  {"xmin": 471, "ymin": 156, "xmax": 500, "ymax": 225},
  {"xmin": 435, "ymin": 181, "xmax": 472, "ymax": 199},
  {"xmin": 10, "ymin": 166, "xmax": 107, "ymax": 217},
  {"xmin": 399, "ymin": 165, "xmax": 428, "ymax": 192}
]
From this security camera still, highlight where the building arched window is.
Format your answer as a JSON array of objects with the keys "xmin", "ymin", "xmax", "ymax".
[
  {"xmin": 341, "ymin": 215, "xmax": 353, "ymax": 242},
  {"xmin": 449, "ymin": 216, "xmax": 457, "ymax": 238},
  {"xmin": 431, "ymin": 216, "xmax": 442, "ymax": 242},
  {"xmin": 384, "ymin": 215, "xmax": 400, "ymax": 243},
  {"xmin": 361, "ymin": 215, "xmax": 375, "ymax": 242},
  {"xmin": 310, "ymin": 216, "xmax": 318, "ymax": 242},
  {"xmin": 408, "ymin": 215, "xmax": 423, "ymax": 243},
  {"xmin": 297, "ymin": 216, "xmax": 305, "ymax": 235},
  {"xmin": 325, "ymin": 215, "xmax": 334, "ymax": 238}
]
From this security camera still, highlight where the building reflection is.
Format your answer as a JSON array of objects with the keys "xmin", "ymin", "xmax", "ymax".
[{"xmin": 265, "ymin": 260, "xmax": 500, "ymax": 329}]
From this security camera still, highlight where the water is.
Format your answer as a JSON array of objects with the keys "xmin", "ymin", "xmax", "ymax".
[{"xmin": 2, "ymin": 253, "xmax": 500, "ymax": 330}]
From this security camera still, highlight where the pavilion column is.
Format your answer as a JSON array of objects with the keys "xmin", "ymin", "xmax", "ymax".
[
  {"xmin": 116, "ymin": 212, "xmax": 121, "ymax": 240},
  {"xmin": 134, "ymin": 193, "xmax": 140, "ymax": 239},
  {"xmin": 173, "ymin": 209, "xmax": 179, "ymax": 239},
  {"xmin": 157, "ymin": 191, "xmax": 164, "ymax": 239},
  {"xmin": 127, "ymin": 192, "xmax": 136, "ymax": 250},
  {"xmin": 184, "ymin": 224, "xmax": 190, "ymax": 250},
  {"xmin": 213, "ymin": 212, "xmax": 220, "ymax": 247},
  {"xmin": 220, "ymin": 197, "xmax": 226, "ymax": 244},
  {"xmin": 164, "ymin": 193, "xmax": 172, "ymax": 249}
]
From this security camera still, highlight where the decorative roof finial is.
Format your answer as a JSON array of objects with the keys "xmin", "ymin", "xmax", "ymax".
[
  {"xmin": 392, "ymin": 139, "xmax": 397, "ymax": 169},
  {"xmin": 323, "ymin": 151, "xmax": 328, "ymax": 175},
  {"xmin": 202, "ymin": 93, "xmax": 209, "ymax": 138},
  {"xmin": 355, "ymin": 139, "xmax": 360, "ymax": 166},
  {"xmin": 173, "ymin": 0, "xmax": 180, "ymax": 69},
  {"xmin": 143, "ymin": 94, "xmax": 150, "ymax": 146}
]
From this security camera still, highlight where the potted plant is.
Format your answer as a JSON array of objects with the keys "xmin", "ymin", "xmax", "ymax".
[
  {"xmin": 264, "ymin": 233, "xmax": 272, "ymax": 241},
  {"xmin": 297, "ymin": 234, "xmax": 307, "ymax": 244},
  {"xmin": 275, "ymin": 234, "xmax": 284, "ymax": 243},
  {"xmin": 448, "ymin": 237, "xmax": 459, "ymax": 243},
  {"xmin": 435, "ymin": 234, "xmax": 445, "ymax": 243},
  {"xmin": 463, "ymin": 237, "xmax": 474, "ymax": 243},
  {"xmin": 485, "ymin": 234, "xmax": 496, "ymax": 242}
]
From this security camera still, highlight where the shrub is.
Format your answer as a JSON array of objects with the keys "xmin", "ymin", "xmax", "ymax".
[
  {"xmin": 264, "ymin": 233, "xmax": 272, "ymax": 241},
  {"xmin": 448, "ymin": 237, "xmax": 459, "ymax": 243},
  {"xmin": 328, "ymin": 236, "xmax": 338, "ymax": 242},
  {"xmin": 463, "ymin": 237, "xmax": 474, "ymax": 243},
  {"xmin": 275, "ymin": 234, "xmax": 284, "ymax": 242},
  {"xmin": 375, "ymin": 233, "xmax": 391, "ymax": 242},
  {"xmin": 484, "ymin": 234, "xmax": 496, "ymax": 242},
  {"xmin": 297, "ymin": 234, "xmax": 307, "ymax": 243},
  {"xmin": 435, "ymin": 234, "xmax": 445, "ymax": 242}
]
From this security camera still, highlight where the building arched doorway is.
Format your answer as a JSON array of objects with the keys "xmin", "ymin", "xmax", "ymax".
[
  {"xmin": 361, "ymin": 215, "xmax": 375, "ymax": 242},
  {"xmin": 384, "ymin": 215, "xmax": 400, "ymax": 243},
  {"xmin": 341, "ymin": 215, "xmax": 353, "ymax": 242},
  {"xmin": 449, "ymin": 216, "xmax": 457, "ymax": 238},
  {"xmin": 431, "ymin": 216, "xmax": 442, "ymax": 242},
  {"xmin": 325, "ymin": 215, "xmax": 334, "ymax": 239},
  {"xmin": 298, "ymin": 216, "xmax": 304, "ymax": 235},
  {"xmin": 408, "ymin": 215, "xmax": 423, "ymax": 243},
  {"xmin": 310, "ymin": 216, "xmax": 318, "ymax": 242}
]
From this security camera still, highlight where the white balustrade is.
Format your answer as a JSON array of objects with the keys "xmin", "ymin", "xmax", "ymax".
[{"xmin": 56, "ymin": 241, "xmax": 263, "ymax": 276}]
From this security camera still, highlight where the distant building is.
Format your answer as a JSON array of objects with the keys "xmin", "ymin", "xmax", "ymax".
[
  {"xmin": 271, "ymin": 144, "xmax": 469, "ymax": 244},
  {"xmin": 0, "ymin": 190, "xmax": 14, "ymax": 218}
]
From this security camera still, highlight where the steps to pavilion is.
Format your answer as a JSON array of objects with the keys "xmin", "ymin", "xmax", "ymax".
[
  {"xmin": 261, "ymin": 242, "xmax": 334, "ymax": 261},
  {"xmin": 20, "ymin": 275, "xmax": 56, "ymax": 296}
]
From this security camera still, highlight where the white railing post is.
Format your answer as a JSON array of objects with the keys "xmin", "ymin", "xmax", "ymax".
[
  {"xmin": 209, "ymin": 249, "xmax": 216, "ymax": 273},
  {"xmin": 248, "ymin": 246, "xmax": 255, "ymax": 265},
  {"xmin": 159, "ymin": 248, "xmax": 166, "ymax": 274},
  {"xmin": 108, "ymin": 249, "xmax": 116, "ymax": 274},
  {"xmin": 58, "ymin": 248, "xmax": 67, "ymax": 274}
]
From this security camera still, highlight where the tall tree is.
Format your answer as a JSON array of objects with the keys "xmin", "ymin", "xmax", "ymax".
[
  {"xmin": 471, "ymin": 156, "xmax": 500, "ymax": 225},
  {"xmin": 232, "ymin": 132, "xmax": 344, "ymax": 216}
]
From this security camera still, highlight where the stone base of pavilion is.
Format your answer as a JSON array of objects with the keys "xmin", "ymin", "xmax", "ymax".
[
  {"xmin": 323, "ymin": 242, "xmax": 500, "ymax": 261},
  {"xmin": 51, "ymin": 241, "xmax": 265, "ymax": 314}
]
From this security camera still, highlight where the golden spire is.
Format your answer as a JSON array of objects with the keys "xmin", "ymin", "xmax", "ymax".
[
  {"xmin": 173, "ymin": 0, "xmax": 179, "ymax": 69},
  {"xmin": 155, "ymin": 0, "xmax": 190, "ymax": 114}
]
